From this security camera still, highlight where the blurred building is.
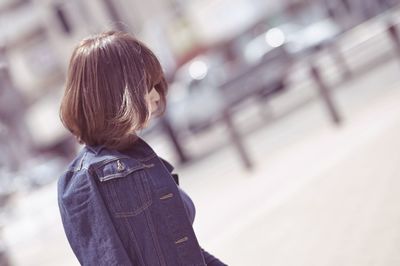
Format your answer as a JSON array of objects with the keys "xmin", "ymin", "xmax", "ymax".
[
  {"xmin": 0, "ymin": 0, "xmax": 399, "ymax": 171},
  {"xmin": 0, "ymin": 0, "xmax": 291, "ymax": 168}
]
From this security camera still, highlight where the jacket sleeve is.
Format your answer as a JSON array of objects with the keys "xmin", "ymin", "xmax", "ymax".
[
  {"xmin": 201, "ymin": 247, "xmax": 228, "ymax": 266},
  {"xmin": 58, "ymin": 171, "xmax": 133, "ymax": 266}
]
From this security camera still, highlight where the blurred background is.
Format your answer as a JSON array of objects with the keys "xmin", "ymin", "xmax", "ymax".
[{"xmin": 1, "ymin": 0, "xmax": 400, "ymax": 265}]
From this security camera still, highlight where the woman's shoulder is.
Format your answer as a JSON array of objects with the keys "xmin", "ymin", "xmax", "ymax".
[
  {"xmin": 57, "ymin": 146, "xmax": 145, "ymax": 204},
  {"xmin": 61, "ymin": 146, "xmax": 142, "ymax": 178},
  {"xmin": 58, "ymin": 138, "xmax": 165, "ymax": 194}
]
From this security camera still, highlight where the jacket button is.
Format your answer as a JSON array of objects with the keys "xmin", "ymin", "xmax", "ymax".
[
  {"xmin": 116, "ymin": 160, "xmax": 125, "ymax": 172},
  {"xmin": 174, "ymin": 236, "xmax": 189, "ymax": 244},
  {"xmin": 160, "ymin": 193, "xmax": 173, "ymax": 200}
]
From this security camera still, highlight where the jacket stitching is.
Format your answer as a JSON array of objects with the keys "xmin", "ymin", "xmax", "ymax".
[
  {"xmin": 123, "ymin": 217, "xmax": 146, "ymax": 265},
  {"xmin": 108, "ymin": 182, "xmax": 146, "ymax": 265},
  {"xmin": 114, "ymin": 201, "xmax": 152, "ymax": 217},
  {"xmin": 97, "ymin": 166, "xmax": 146, "ymax": 182},
  {"xmin": 143, "ymin": 203, "xmax": 167, "ymax": 266}
]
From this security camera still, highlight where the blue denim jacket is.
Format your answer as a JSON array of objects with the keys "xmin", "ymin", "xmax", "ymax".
[{"xmin": 58, "ymin": 138, "xmax": 226, "ymax": 266}]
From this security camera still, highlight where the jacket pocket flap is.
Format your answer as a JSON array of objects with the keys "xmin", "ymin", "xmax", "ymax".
[{"xmin": 93, "ymin": 158, "xmax": 145, "ymax": 182}]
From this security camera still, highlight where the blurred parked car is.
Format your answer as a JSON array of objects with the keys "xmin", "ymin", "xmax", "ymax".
[
  {"xmin": 166, "ymin": 25, "xmax": 294, "ymax": 135},
  {"xmin": 165, "ymin": 14, "xmax": 343, "ymax": 135}
]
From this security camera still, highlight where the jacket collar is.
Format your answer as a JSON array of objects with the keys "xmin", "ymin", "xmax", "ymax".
[{"xmin": 85, "ymin": 137, "xmax": 156, "ymax": 162}]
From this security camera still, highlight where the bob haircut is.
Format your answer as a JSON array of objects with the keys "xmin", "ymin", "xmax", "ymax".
[{"xmin": 60, "ymin": 31, "xmax": 168, "ymax": 150}]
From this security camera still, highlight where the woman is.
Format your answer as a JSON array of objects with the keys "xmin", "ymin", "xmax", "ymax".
[{"xmin": 58, "ymin": 31, "xmax": 227, "ymax": 266}]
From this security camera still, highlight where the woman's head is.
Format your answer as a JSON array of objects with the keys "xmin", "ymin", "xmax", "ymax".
[{"xmin": 60, "ymin": 31, "xmax": 167, "ymax": 150}]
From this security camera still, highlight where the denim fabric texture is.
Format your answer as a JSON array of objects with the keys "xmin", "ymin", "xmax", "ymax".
[{"xmin": 58, "ymin": 137, "xmax": 227, "ymax": 266}]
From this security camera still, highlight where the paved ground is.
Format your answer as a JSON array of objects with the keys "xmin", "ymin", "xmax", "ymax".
[
  {"xmin": 3, "ymin": 26, "xmax": 400, "ymax": 265},
  {"xmin": 174, "ymin": 57, "xmax": 400, "ymax": 266}
]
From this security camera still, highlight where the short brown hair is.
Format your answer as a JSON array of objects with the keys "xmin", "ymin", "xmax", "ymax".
[{"xmin": 60, "ymin": 31, "xmax": 167, "ymax": 150}]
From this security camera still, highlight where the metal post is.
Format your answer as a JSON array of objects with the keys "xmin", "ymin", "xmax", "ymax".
[
  {"xmin": 222, "ymin": 109, "xmax": 253, "ymax": 170},
  {"xmin": 309, "ymin": 63, "xmax": 342, "ymax": 125},
  {"xmin": 160, "ymin": 117, "xmax": 189, "ymax": 164}
]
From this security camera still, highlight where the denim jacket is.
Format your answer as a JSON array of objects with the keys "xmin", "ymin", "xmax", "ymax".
[{"xmin": 58, "ymin": 137, "xmax": 226, "ymax": 266}]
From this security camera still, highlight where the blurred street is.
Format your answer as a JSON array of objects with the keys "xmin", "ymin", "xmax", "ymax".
[
  {"xmin": 184, "ymin": 60, "xmax": 400, "ymax": 266},
  {"xmin": 3, "ymin": 28, "xmax": 400, "ymax": 266}
]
